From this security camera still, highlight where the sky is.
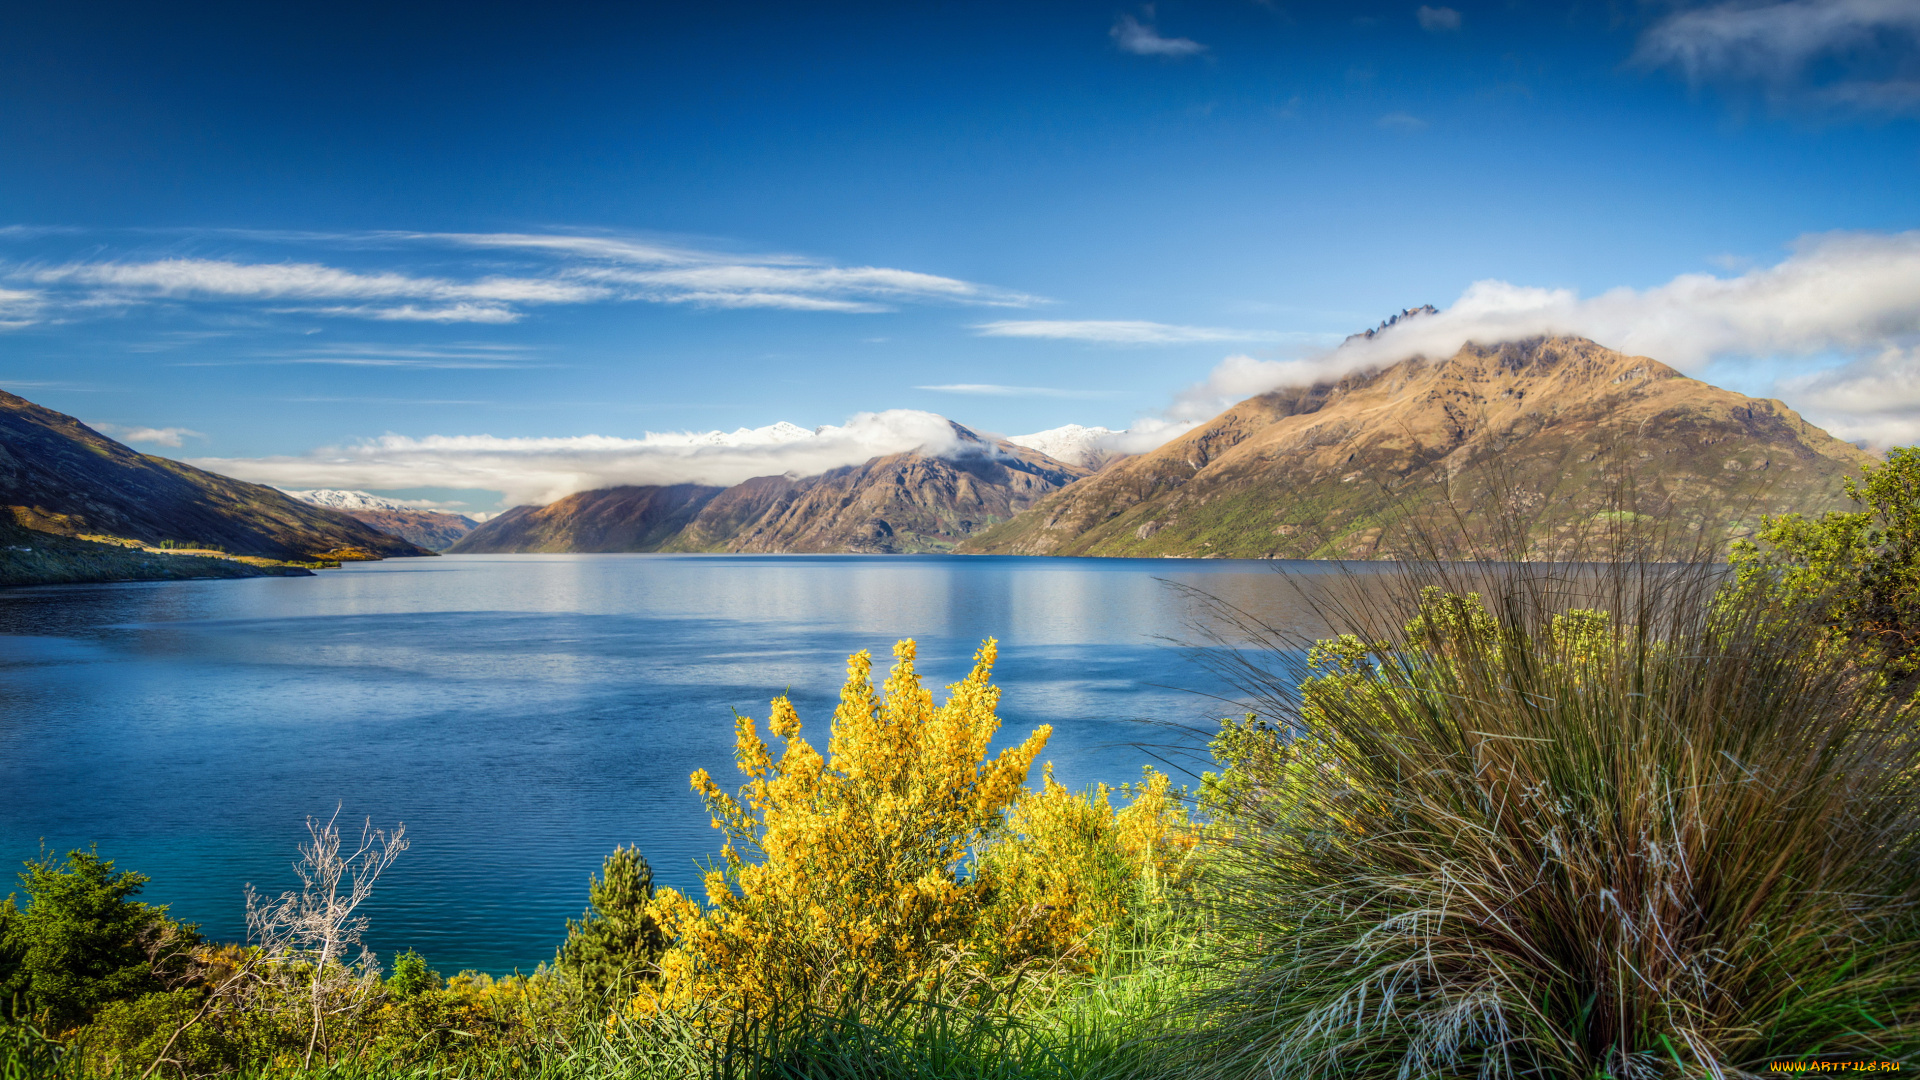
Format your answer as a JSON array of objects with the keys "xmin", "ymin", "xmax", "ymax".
[{"xmin": 2, "ymin": 0, "xmax": 1917, "ymax": 512}]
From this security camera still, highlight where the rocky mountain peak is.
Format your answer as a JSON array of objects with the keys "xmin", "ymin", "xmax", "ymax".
[{"xmin": 1344, "ymin": 304, "xmax": 1440, "ymax": 345}]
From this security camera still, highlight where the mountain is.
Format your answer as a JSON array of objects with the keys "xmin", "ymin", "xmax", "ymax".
[
  {"xmin": 1006, "ymin": 424, "xmax": 1128, "ymax": 470},
  {"xmin": 448, "ymin": 484, "xmax": 723, "ymax": 553},
  {"xmin": 667, "ymin": 438, "xmax": 1086, "ymax": 553},
  {"xmin": 449, "ymin": 425, "xmax": 1088, "ymax": 555},
  {"xmin": 338, "ymin": 509, "xmax": 476, "ymax": 551},
  {"xmin": 0, "ymin": 389, "xmax": 431, "ymax": 560},
  {"xmin": 280, "ymin": 487, "xmax": 429, "ymax": 511},
  {"xmin": 961, "ymin": 336, "xmax": 1875, "ymax": 560},
  {"xmin": 282, "ymin": 489, "xmax": 478, "ymax": 551}
]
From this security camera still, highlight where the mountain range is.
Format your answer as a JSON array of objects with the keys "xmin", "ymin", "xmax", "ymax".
[
  {"xmin": 439, "ymin": 334, "xmax": 1872, "ymax": 561},
  {"xmin": 281, "ymin": 488, "xmax": 479, "ymax": 551},
  {"xmin": 449, "ymin": 424, "xmax": 1087, "ymax": 554},
  {"xmin": 0, "ymin": 329, "xmax": 1883, "ymax": 582},
  {"xmin": 962, "ymin": 335, "xmax": 1871, "ymax": 559},
  {"xmin": 0, "ymin": 389, "xmax": 429, "ymax": 584}
]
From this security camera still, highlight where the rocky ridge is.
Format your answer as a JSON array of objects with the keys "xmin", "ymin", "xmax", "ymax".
[
  {"xmin": 450, "ymin": 424, "xmax": 1088, "ymax": 554},
  {"xmin": 960, "ymin": 336, "xmax": 1874, "ymax": 560}
]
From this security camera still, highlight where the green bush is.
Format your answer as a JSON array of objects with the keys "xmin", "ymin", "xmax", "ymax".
[
  {"xmin": 384, "ymin": 950, "xmax": 441, "ymax": 1000},
  {"xmin": 1, "ymin": 849, "xmax": 196, "ymax": 1032},
  {"xmin": 1730, "ymin": 445, "xmax": 1920, "ymax": 682},
  {"xmin": 554, "ymin": 845, "xmax": 667, "ymax": 996},
  {"xmin": 74, "ymin": 988, "xmax": 239, "ymax": 1078}
]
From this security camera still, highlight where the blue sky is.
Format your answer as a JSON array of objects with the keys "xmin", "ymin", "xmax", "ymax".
[{"xmin": 2, "ymin": 1, "xmax": 1917, "ymax": 511}]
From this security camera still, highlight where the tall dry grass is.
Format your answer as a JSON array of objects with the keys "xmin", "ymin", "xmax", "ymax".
[{"xmin": 1174, "ymin": 549, "xmax": 1920, "ymax": 1079}]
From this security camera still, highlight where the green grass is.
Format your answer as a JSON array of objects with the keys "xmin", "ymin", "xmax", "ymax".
[{"xmin": 4, "ymin": 917, "xmax": 1202, "ymax": 1080}]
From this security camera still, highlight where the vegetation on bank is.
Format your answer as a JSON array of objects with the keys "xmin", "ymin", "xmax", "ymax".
[
  {"xmin": 0, "ymin": 520, "xmax": 322, "ymax": 587},
  {"xmin": 7, "ymin": 456, "xmax": 1920, "ymax": 1077}
]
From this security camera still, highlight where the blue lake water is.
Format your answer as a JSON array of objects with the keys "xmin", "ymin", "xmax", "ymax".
[{"xmin": 0, "ymin": 553, "xmax": 1348, "ymax": 975}]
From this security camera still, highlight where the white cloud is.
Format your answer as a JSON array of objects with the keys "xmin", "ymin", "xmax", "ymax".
[
  {"xmin": 419, "ymin": 232, "xmax": 745, "ymax": 266},
  {"xmin": 1636, "ymin": 0, "xmax": 1920, "ymax": 115},
  {"xmin": 916, "ymin": 383, "xmax": 1117, "ymax": 398},
  {"xmin": 581, "ymin": 263, "xmax": 1037, "ymax": 311},
  {"xmin": 1416, "ymin": 5, "xmax": 1462, "ymax": 32},
  {"xmin": 90, "ymin": 422, "xmax": 207, "ymax": 448},
  {"xmin": 1778, "ymin": 344, "xmax": 1920, "ymax": 445},
  {"xmin": 0, "ymin": 286, "xmax": 42, "ymax": 328},
  {"xmin": 1111, "ymin": 14, "xmax": 1207, "ymax": 57},
  {"xmin": 276, "ymin": 303, "xmax": 523, "ymax": 323},
  {"xmin": 202, "ymin": 343, "xmax": 544, "ymax": 369},
  {"xmin": 972, "ymin": 319, "xmax": 1279, "ymax": 344},
  {"xmin": 1377, "ymin": 111, "xmax": 1429, "ymax": 131},
  {"xmin": 1165, "ymin": 228, "xmax": 1920, "ymax": 438},
  {"xmin": 190, "ymin": 410, "xmax": 972, "ymax": 506},
  {"xmin": 32, "ymin": 258, "xmax": 604, "ymax": 305},
  {"xmin": 2, "ymin": 233, "xmax": 1042, "ymax": 324}
]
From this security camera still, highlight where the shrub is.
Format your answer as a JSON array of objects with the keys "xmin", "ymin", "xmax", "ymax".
[
  {"xmin": 74, "ymin": 988, "xmax": 240, "ymax": 1078},
  {"xmin": 555, "ymin": 846, "xmax": 668, "ymax": 996},
  {"xmin": 973, "ymin": 765, "xmax": 1196, "ymax": 974},
  {"xmin": 0, "ymin": 849, "xmax": 196, "ymax": 1032},
  {"xmin": 1729, "ymin": 445, "xmax": 1920, "ymax": 681},
  {"xmin": 645, "ymin": 638, "xmax": 1053, "ymax": 1014},
  {"xmin": 385, "ymin": 949, "xmax": 441, "ymax": 999},
  {"xmin": 1179, "ymin": 563, "xmax": 1920, "ymax": 1079}
]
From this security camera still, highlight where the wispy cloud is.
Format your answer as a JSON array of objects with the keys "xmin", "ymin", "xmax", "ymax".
[
  {"xmin": 1111, "ymin": 14, "xmax": 1207, "ymax": 57},
  {"xmin": 0, "ymin": 287, "xmax": 42, "ymax": 329},
  {"xmin": 1635, "ymin": 0, "xmax": 1920, "ymax": 116},
  {"xmin": 1167, "ymin": 229, "xmax": 1920, "ymax": 440},
  {"xmin": 177, "ymin": 343, "xmax": 547, "ymax": 369},
  {"xmin": 915, "ymin": 383, "xmax": 1118, "ymax": 398},
  {"xmin": 972, "ymin": 319, "xmax": 1279, "ymax": 344},
  {"xmin": 0, "ymin": 231, "xmax": 1043, "ymax": 326},
  {"xmin": 89, "ymin": 422, "xmax": 207, "ymax": 447},
  {"xmin": 190, "ymin": 410, "xmax": 974, "ymax": 505},
  {"xmin": 1377, "ymin": 111, "xmax": 1429, "ymax": 131},
  {"xmin": 277, "ymin": 303, "xmax": 524, "ymax": 323},
  {"xmin": 278, "ymin": 397, "xmax": 494, "ymax": 405},
  {"xmin": 1416, "ymin": 5, "xmax": 1462, "ymax": 32},
  {"xmin": 32, "ymin": 258, "xmax": 602, "ymax": 305}
]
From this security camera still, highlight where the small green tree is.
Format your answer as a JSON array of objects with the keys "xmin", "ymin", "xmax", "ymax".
[
  {"xmin": 385, "ymin": 949, "xmax": 441, "ymax": 999},
  {"xmin": 1730, "ymin": 446, "xmax": 1920, "ymax": 680},
  {"xmin": 0, "ymin": 849, "xmax": 195, "ymax": 1031},
  {"xmin": 555, "ymin": 846, "xmax": 668, "ymax": 996}
]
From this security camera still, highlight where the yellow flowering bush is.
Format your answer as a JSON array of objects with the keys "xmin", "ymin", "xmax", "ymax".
[
  {"xmin": 644, "ymin": 638, "xmax": 1052, "ymax": 1013},
  {"xmin": 972, "ymin": 765, "xmax": 1195, "ymax": 973}
]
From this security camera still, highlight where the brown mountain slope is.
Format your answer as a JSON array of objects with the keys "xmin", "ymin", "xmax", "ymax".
[
  {"xmin": 663, "ymin": 440, "xmax": 1088, "ymax": 553},
  {"xmin": 0, "ymin": 389, "xmax": 429, "ymax": 559},
  {"xmin": 447, "ymin": 484, "xmax": 725, "ymax": 553},
  {"xmin": 960, "ymin": 336, "xmax": 1875, "ymax": 559},
  {"xmin": 345, "ymin": 509, "xmax": 477, "ymax": 552},
  {"xmin": 448, "ymin": 426, "xmax": 1088, "ymax": 556}
]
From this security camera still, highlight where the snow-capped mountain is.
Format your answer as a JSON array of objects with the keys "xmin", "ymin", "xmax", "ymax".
[
  {"xmin": 281, "ymin": 488, "xmax": 456, "ymax": 514},
  {"xmin": 669, "ymin": 421, "xmax": 815, "ymax": 447},
  {"xmin": 1005, "ymin": 424, "xmax": 1119, "ymax": 469}
]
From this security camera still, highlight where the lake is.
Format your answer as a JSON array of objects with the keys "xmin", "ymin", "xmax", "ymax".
[{"xmin": 0, "ymin": 553, "xmax": 1351, "ymax": 975}]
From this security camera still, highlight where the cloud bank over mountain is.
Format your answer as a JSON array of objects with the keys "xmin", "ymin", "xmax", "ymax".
[
  {"xmin": 166, "ymin": 225, "xmax": 1920, "ymax": 501},
  {"xmin": 1171, "ymin": 230, "xmax": 1920, "ymax": 444},
  {"xmin": 193, "ymin": 410, "xmax": 973, "ymax": 506}
]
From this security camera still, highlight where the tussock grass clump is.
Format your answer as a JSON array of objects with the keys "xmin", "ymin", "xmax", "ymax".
[{"xmin": 1180, "ymin": 560, "xmax": 1920, "ymax": 1079}]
